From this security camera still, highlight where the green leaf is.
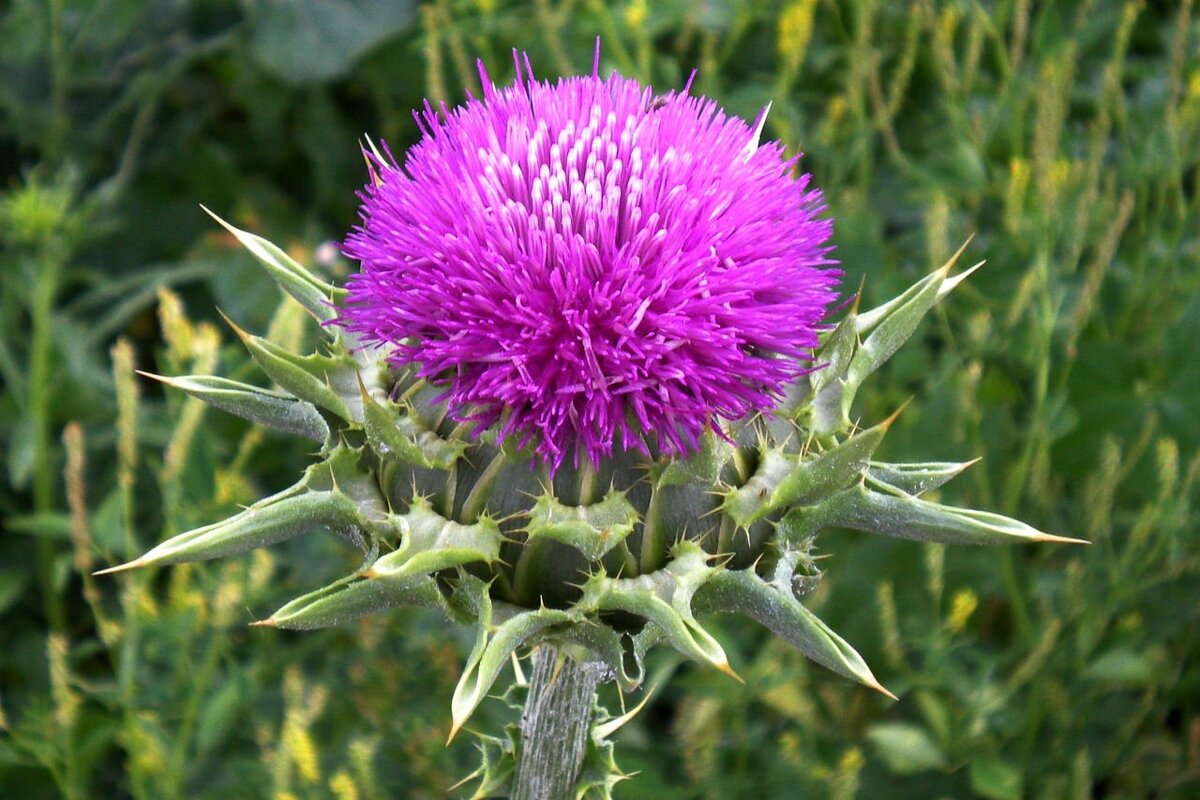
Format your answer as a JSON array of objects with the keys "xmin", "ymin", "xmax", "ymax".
[
  {"xmin": 247, "ymin": 0, "xmax": 417, "ymax": 84},
  {"xmin": 195, "ymin": 674, "xmax": 245, "ymax": 756},
  {"xmin": 367, "ymin": 496, "xmax": 502, "ymax": 582},
  {"xmin": 0, "ymin": 568, "xmax": 28, "ymax": 615},
  {"xmin": 722, "ymin": 411, "xmax": 895, "ymax": 527},
  {"xmin": 866, "ymin": 723, "xmax": 948, "ymax": 775},
  {"xmin": 1083, "ymin": 646, "xmax": 1166, "ymax": 686},
  {"xmin": 696, "ymin": 568, "xmax": 890, "ymax": 695},
  {"xmin": 6, "ymin": 413, "xmax": 34, "ymax": 491},
  {"xmin": 580, "ymin": 544, "xmax": 736, "ymax": 679},
  {"xmin": 359, "ymin": 378, "xmax": 466, "ymax": 470},
  {"xmin": 866, "ymin": 459, "xmax": 979, "ymax": 496},
  {"xmin": 525, "ymin": 488, "xmax": 640, "ymax": 561},
  {"xmin": 596, "ymin": 586, "xmax": 731, "ymax": 678},
  {"xmin": 850, "ymin": 268, "xmax": 944, "ymax": 386},
  {"xmin": 969, "ymin": 757, "xmax": 1024, "ymax": 800},
  {"xmin": 809, "ymin": 376, "xmax": 853, "ymax": 437},
  {"xmin": 6, "ymin": 512, "xmax": 72, "ymax": 539},
  {"xmin": 97, "ymin": 448, "xmax": 384, "ymax": 572},
  {"xmin": 854, "ymin": 238, "xmax": 977, "ymax": 341},
  {"xmin": 145, "ymin": 373, "xmax": 329, "ymax": 442},
  {"xmin": 203, "ymin": 207, "xmax": 344, "ymax": 322},
  {"xmin": 230, "ymin": 320, "xmax": 359, "ymax": 422},
  {"xmin": 914, "ymin": 690, "xmax": 953, "ymax": 749},
  {"xmin": 262, "ymin": 573, "xmax": 443, "ymax": 630},
  {"xmin": 552, "ymin": 620, "xmax": 643, "ymax": 692},
  {"xmin": 450, "ymin": 580, "xmax": 580, "ymax": 737},
  {"xmin": 804, "ymin": 482, "xmax": 1085, "ymax": 545},
  {"xmin": 808, "ymin": 242, "xmax": 981, "ymax": 437},
  {"xmin": 101, "ymin": 490, "xmax": 364, "ymax": 570},
  {"xmin": 810, "ymin": 312, "xmax": 858, "ymax": 395}
]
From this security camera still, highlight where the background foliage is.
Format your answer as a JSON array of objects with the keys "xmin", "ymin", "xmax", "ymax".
[{"xmin": 1, "ymin": 1, "xmax": 1198, "ymax": 798}]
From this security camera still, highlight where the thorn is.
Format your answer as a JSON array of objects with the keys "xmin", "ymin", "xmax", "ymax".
[
  {"xmin": 879, "ymin": 397, "xmax": 915, "ymax": 430},
  {"xmin": 134, "ymin": 369, "xmax": 172, "ymax": 385},
  {"xmin": 867, "ymin": 678, "xmax": 899, "ymax": 701},
  {"xmin": 714, "ymin": 660, "xmax": 745, "ymax": 684},
  {"xmin": 249, "ymin": 618, "xmax": 277, "ymax": 628},
  {"xmin": 511, "ymin": 651, "xmax": 527, "ymax": 686},
  {"xmin": 563, "ymin": 576, "xmax": 591, "ymax": 593},
  {"xmin": 446, "ymin": 717, "xmax": 466, "ymax": 745},
  {"xmin": 92, "ymin": 559, "xmax": 147, "ymax": 576},
  {"xmin": 937, "ymin": 234, "xmax": 976, "ymax": 277},
  {"xmin": 848, "ymin": 275, "xmax": 866, "ymax": 316},
  {"xmin": 739, "ymin": 526, "xmax": 753, "ymax": 547},
  {"xmin": 216, "ymin": 308, "xmax": 251, "ymax": 341},
  {"xmin": 488, "ymin": 509, "xmax": 521, "ymax": 526},
  {"xmin": 199, "ymin": 203, "xmax": 234, "ymax": 233},
  {"xmin": 593, "ymin": 687, "xmax": 655, "ymax": 740},
  {"xmin": 1033, "ymin": 532, "xmax": 1090, "ymax": 545},
  {"xmin": 360, "ymin": 141, "xmax": 383, "ymax": 187},
  {"xmin": 940, "ymin": 259, "xmax": 986, "ymax": 296},
  {"xmin": 445, "ymin": 771, "xmax": 477, "ymax": 793}
]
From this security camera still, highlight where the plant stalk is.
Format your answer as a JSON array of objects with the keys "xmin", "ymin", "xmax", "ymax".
[
  {"xmin": 513, "ymin": 646, "xmax": 601, "ymax": 800},
  {"xmin": 31, "ymin": 251, "xmax": 65, "ymax": 632}
]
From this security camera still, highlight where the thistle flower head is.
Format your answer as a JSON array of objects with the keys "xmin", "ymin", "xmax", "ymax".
[{"xmin": 341, "ymin": 53, "xmax": 839, "ymax": 470}]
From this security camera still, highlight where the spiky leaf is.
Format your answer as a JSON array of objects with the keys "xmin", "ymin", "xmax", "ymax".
[
  {"xmin": 722, "ymin": 411, "xmax": 895, "ymax": 526},
  {"xmin": 866, "ymin": 459, "xmax": 979, "ymax": 496},
  {"xmin": 368, "ymin": 496, "xmax": 502, "ymax": 582},
  {"xmin": 525, "ymin": 489, "xmax": 640, "ymax": 561},
  {"xmin": 262, "ymin": 573, "xmax": 444, "ymax": 630},
  {"xmin": 144, "ymin": 373, "xmax": 329, "ymax": 442},
  {"xmin": 450, "ymin": 579, "xmax": 581, "ymax": 736},
  {"xmin": 802, "ymin": 480, "xmax": 1084, "ymax": 545},
  {"xmin": 204, "ymin": 207, "xmax": 345, "ymax": 323},
  {"xmin": 233, "ymin": 325, "xmax": 360, "ymax": 422},
  {"xmin": 97, "ymin": 447, "xmax": 383, "ymax": 573},
  {"xmin": 359, "ymin": 378, "xmax": 467, "ymax": 469},
  {"xmin": 696, "ymin": 569, "xmax": 890, "ymax": 695}
]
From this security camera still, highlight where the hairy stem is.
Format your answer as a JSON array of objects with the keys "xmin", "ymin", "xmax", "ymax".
[{"xmin": 513, "ymin": 646, "xmax": 602, "ymax": 800}]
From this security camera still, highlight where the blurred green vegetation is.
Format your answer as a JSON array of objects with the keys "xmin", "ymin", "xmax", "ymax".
[{"xmin": 1, "ymin": 1, "xmax": 1198, "ymax": 798}]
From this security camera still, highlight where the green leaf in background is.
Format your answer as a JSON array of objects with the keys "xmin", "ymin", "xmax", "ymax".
[
  {"xmin": 969, "ymin": 757, "xmax": 1024, "ymax": 800},
  {"xmin": 1083, "ymin": 646, "xmax": 1168, "ymax": 687},
  {"xmin": 247, "ymin": 0, "xmax": 418, "ymax": 84},
  {"xmin": 866, "ymin": 723, "xmax": 948, "ymax": 775},
  {"xmin": 0, "ymin": 568, "xmax": 28, "ymax": 616}
]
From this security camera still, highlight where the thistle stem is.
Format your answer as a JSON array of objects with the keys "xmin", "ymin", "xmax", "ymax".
[{"xmin": 513, "ymin": 646, "xmax": 602, "ymax": 800}]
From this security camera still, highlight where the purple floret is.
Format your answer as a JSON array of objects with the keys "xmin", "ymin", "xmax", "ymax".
[{"xmin": 341, "ymin": 53, "xmax": 839, "ymax": 471}]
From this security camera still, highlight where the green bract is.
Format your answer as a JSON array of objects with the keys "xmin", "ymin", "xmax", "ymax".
[{"xmin": 99, "ymin": 214, "xmax": 1082, "ymax": 797}]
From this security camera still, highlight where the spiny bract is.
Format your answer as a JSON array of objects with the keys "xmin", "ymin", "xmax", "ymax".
[{"xmin": 99, "ymin": 53, "xmax": 1081, "ymax": 797}]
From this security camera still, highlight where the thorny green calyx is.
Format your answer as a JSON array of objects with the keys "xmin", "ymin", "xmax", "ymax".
[
  {"xmin": 98, "ymin": 58, "xmax": 1083, "ymax": 796},
  {"xmin": 99, "ymin": 214, "xmax": 1082, "ymax": 795}
]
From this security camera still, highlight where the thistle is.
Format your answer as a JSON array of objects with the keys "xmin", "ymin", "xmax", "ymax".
[{"xmin": 99, "ymin": 52, "xmax": 1081, "ymax": 798}]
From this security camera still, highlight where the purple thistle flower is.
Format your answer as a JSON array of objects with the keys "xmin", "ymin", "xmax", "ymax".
[{"xmin": 341, "ymin": 52, "xmax": 839, "ymax": 471}]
